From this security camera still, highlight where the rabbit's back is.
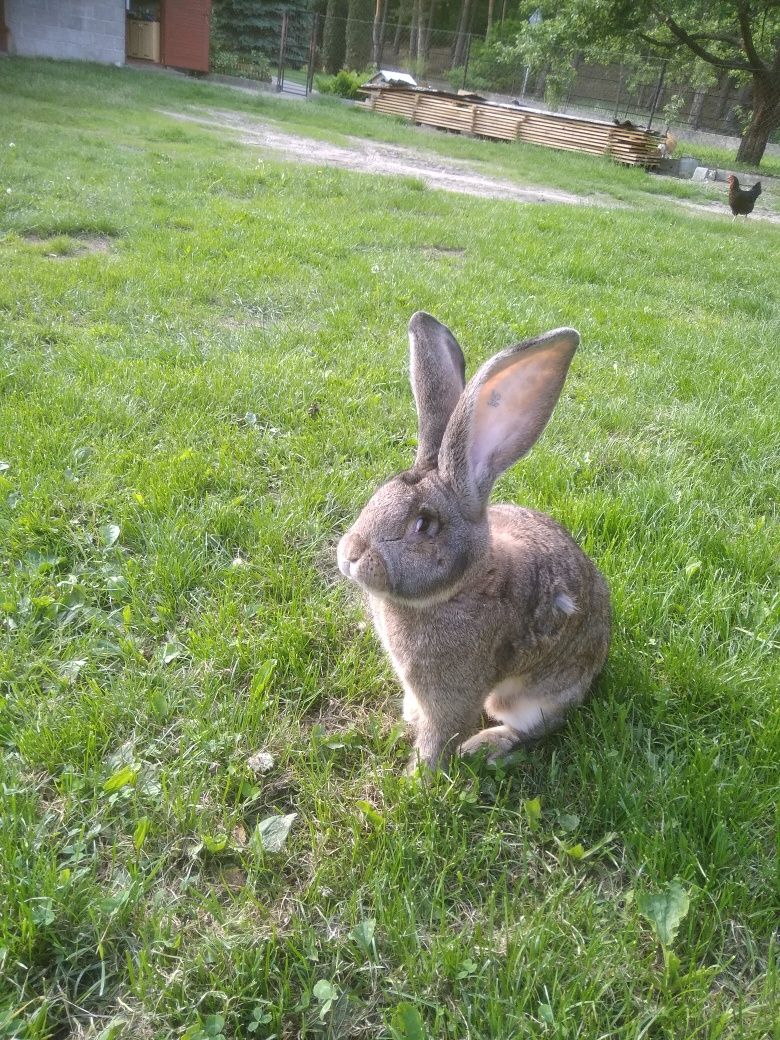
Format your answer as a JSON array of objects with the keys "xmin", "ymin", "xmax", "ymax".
[{"xmin": 487, "ymin": 503, "xmax": 610, "ymax": 679}]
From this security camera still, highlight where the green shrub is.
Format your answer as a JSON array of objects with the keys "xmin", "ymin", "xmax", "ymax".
[
  {"xmin": 315, "ymin": 69, "xmax": 367, "ymax": 99},
  {"xmin": 210, "ymin": 48, "xmax": 272, "ymax": 82}
]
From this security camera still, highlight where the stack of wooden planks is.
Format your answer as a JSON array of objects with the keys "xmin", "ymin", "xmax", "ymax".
[{"xmin": 362, "ymin": 84, "xmax": 662, "ymax": 167}]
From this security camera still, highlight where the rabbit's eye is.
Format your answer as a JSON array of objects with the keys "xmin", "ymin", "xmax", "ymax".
[{"xmin": 414, "ymin": 513, "xmax": 439, "ymax": 536}]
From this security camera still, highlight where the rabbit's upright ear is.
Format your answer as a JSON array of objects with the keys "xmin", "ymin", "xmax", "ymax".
[
  {"xmin": 408, "ymin": 312, "xmax": 466, "ymax": 470},
  {"xmin": 440, "ymin": 328, "xmax": 579, "ymax": 518}
]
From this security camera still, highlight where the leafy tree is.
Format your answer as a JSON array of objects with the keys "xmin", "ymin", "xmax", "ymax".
[
  {"xmin": 638, "ymin": 1, "xmax": 780, "ymax": 164},
  {"xmin": 501, "ymin": 1, "xmax": 780, "ymax": 165}
]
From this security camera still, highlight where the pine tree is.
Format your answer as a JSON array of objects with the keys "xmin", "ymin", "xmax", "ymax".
[
  {"xmin": 212, "ymin": 0, "xmax": 312, "ymax": 66},
  {"xmin": 323, "ymin": 0, "xmax": 348, "ymax": 74},
  {"xmin": 345, "ymin": 0, "xmax": 373, "ymax": 70}
]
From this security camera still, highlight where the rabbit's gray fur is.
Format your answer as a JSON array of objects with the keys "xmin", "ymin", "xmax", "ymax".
[{"xmin": 337, "ymin": 313, "xmax": 610, "ymax": 769}]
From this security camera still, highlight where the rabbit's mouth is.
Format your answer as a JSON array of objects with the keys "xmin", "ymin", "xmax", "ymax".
[{"xmin": 337, "ymin": 532, "xmax": 391, "ymax": 594}]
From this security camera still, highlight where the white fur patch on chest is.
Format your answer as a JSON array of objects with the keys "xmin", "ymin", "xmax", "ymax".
[{"xmin": 372, "ymin": 599, "xmax": 409, "ymax": 685}]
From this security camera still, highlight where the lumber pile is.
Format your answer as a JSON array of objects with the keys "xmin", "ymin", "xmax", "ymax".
[{"xmin": 362, "ymin": 84, "xmax": 662, "ymax": 167}]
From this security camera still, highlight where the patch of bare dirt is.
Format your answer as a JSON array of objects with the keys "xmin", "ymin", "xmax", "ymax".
[
  {"xmin": 24, "ymin": 233, "xmax": 114, "ymax": 256},
  {"xmin": 160, "ymin": 107, "xmax": 610, "ymax": 208},
  {"xmin": 159, "ymin": 106, "xmax": 780, "ymax": 222},
  {"xmin": 663, "ymin": 193, "xmax": 780, "ymax": 224}
]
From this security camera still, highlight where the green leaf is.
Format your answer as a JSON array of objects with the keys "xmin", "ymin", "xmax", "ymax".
[
  {"xmin": 98, "ymin": 888, "xmax": 131, "ymax": 915},
  {"xmin": 249, "ymin": 1006, "xmax": 272, "ymax": 1029},
  {"xmin": 180, "ymin": 1027, "xmax": 204, "ymax": 1040},
  {"xmin": 390, "ymin": 1002, "xmax": 427, "ymax": 1040},
  {"xmin": 557, "ymin": 812, "xmax": 580, "ymax": 833},
  {"xmin": 563, "ymin": 842, "xmax": 586, "ymax": 860},
  {"xmin": 250, "ymin": 659, "xmax": 277, "ymax": 702},
  {"xmin": 312, "ymin": 979, "xmax": 337, "ymax": 1020},
  {"xmin": 103, "ymin": 765, "xmax": 137, "ymax": 793},
  {"xmin": 30, "ymin": 897, "xmax": 55, "ymax": 926},
  {"xmin": 538, "ymin": 1003, "xmax": 555, "ymax": 1025},
  {"xmin": 356, "ymin": 799, "xmax": 384, "ymax": 829},
  {"xmin": 684, "ymin": 559, "xmax": 702, "ymax": 577},
  {"xmin": 100, "ymin": 523, "xmax": 121, "ymax": 547},
  {"xmin": 203, "ymin": 1014, "xmax": 225, "ymax": 1037},
  {"xmin": 637, "ymin": 880, "xmax": 690, "ymax": 947},
  {"xmin": 313, "ymin": 979, "xmax": 337, "ymax": 1002},
  {"xmin": 524, "ymin": 796, "xmax": 542, "ymax": 831},
  {"xmin": 95, "ymin": 1018, "xmax": 129, "ymax": 1040},
  {"xmin": 133, "ymin": 816, "xmax": 150, "ymax": 852},
  {"xmin": 201, "ymin": 833, "xmax": 229, "ymax": 854},
  {"xmin": 161, "ymin": 641, "xmax": 184, "ymax": 665},
  {"xmin": 455, "ymin": 957, "xmax": 478, "ymax": 979},
  {"xmin": 252, "ymin": 812, "xmax": 297, "ymax": 854},
  {"xmin": 149, "ymin": 689, "xmax": 169, "ymax": 719},
  {"xmin": 350, "ymin": 917, "xmax": 376, "ymax": 951}
]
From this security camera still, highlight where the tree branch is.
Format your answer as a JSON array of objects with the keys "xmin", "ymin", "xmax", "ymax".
[
  {"xmin": 683, "ymin": 33, "xmax": 744, "ymax": 47},
  {"xmin": 659, "ymin": 12, "xmax": 758, "ymax": 72},
  {"xmin": 639, "ymin": 32, "xmax": 678, "ymax": 51},
  {"xmin": 735, "ymin": 1, "xmax": 767, "ymax": 72}
]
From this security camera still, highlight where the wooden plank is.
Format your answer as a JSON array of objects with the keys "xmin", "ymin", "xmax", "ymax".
[{"xmin": 365, "ymin": 85, "xmax": 660, "ymax": 166}]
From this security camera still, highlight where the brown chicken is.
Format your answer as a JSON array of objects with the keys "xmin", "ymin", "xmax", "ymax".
[{"xmin": 727, "ymin": 175, "xmax": 762, "ymax": 218}]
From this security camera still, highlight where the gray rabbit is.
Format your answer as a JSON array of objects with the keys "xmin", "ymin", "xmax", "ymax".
[{"xmin": 337, "ymin": 313, "xmax": 610, "ymax": 770}]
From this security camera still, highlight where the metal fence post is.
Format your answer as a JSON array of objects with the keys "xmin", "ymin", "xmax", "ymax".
[
  {"xmin": 613, "ymin": 61, "xmax": 624, "ymax": 119},
  {"xmin": 647, "ymin": 59, "xmax": 667, "ymax": 129},
  {"xmin": 462, "ymin": 33, "xmax": 472, "ymax": 91},
  {"xmin": 305, "ymin": 13, "xmax": 319, "ymax": 97},
  {"xmin": 277, "ymin": 10, "xmax": 288, "ymax": 93}
]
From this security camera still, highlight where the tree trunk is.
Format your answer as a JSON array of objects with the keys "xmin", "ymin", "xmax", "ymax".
[
  {"xmin": 409, "ymin": 0, "xmax": 419, "ymax": 60},
  {"xmin": 736, "ymin": 72, "xmax": 780, "ymax": 166},
  {"xmin": 418, "ymin": 0, "xmax": 435, "ymax": 64},
  {"xmin": 689, "ymin": 87, "xmax": 706, "ymax": 130},
  {"xmin": 323, "ymin": 0, "xmax": 348, "ymax": 74},
  {"xmin": 714, "ymin": 71, "xmax": 733, "ymax": 124},
  {"xmin": 372, "ymin": 0, "xmax": 383, "ymax": 67},
  {"xmin": 452, "ymin": 0, "xmax": 472, "ymax": 68},
  {"xmin": 392, "ymin": 0, "xmax": 410, "ymax": 55},
  {"xmin": 346, "ymin": 0, "xmax": 373, "ymax": 70},
  {"xmin": 486, "ymin": 0, "xmax": 494, "ymax": 41},
  {"xmin": 378, "ymin": 0, "xmax": 390, "ymax": 63}
]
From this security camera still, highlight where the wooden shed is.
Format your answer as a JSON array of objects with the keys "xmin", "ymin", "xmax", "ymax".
[
  {"xmin": 362, "ymin": 83, "xmax": 662, "ymax": 167},
  {"xmin": 126, "ymin": 0, "xmax": 212, "ymax": 73},
  {"xmin": 1, "ymin": 0, "xmax": 211, "ymax": 74}
]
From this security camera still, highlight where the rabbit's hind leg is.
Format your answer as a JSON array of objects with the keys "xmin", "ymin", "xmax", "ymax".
[
  {"xmin": 458, "ymin": 723, "xmax": 524, "ymax": 761},
  {"xmin": 459, "ymin": 686, "xmax": 581, "ymax": 762}
]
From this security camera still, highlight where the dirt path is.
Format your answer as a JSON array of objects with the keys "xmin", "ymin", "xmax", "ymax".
[
  {"xmin": 162, "ymin": 107, "xmax": 612, "ymax": 208},
  {"xmin": 162, "ymin": 106, "xmax": 780, "ymax": 223}
]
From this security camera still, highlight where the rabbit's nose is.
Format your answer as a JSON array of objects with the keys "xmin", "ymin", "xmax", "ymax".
[
  {"xmin": 337, "ymin": 531, "xmax": 367, "ymax": 578},
  {"xmin": 341, "ymin": 532, "xmax": 367, "ymax": 563}
]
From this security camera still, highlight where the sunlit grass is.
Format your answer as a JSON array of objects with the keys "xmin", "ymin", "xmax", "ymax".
[{"xmin": 0, "ymin": 57, "xmax": 778, "ymax": 1040}]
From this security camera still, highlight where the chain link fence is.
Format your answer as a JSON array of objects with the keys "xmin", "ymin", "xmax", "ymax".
[{"xmin": 211, "ymin": 12, "xmax": 754, "ymax": 137}]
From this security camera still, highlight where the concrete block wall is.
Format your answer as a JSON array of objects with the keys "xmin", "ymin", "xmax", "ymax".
[{"xmin": 5, "ymin": 0, "xmax": 126, "ymax": 65}]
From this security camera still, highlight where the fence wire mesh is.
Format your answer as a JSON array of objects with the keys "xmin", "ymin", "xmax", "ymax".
[{"xmin": 211, "ymin": 12, "xmax": 754, "ymax": 137}]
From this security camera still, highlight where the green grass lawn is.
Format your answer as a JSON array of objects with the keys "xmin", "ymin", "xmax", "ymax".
[{"xmin": 1, "ymin": 58, "xmax": 778, "ymax": 1040}]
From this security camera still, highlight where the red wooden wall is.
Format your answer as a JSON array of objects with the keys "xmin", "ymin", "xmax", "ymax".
[{"xmin": 162, "ymin": 0, "xmax": 211, "ymax": 73}]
